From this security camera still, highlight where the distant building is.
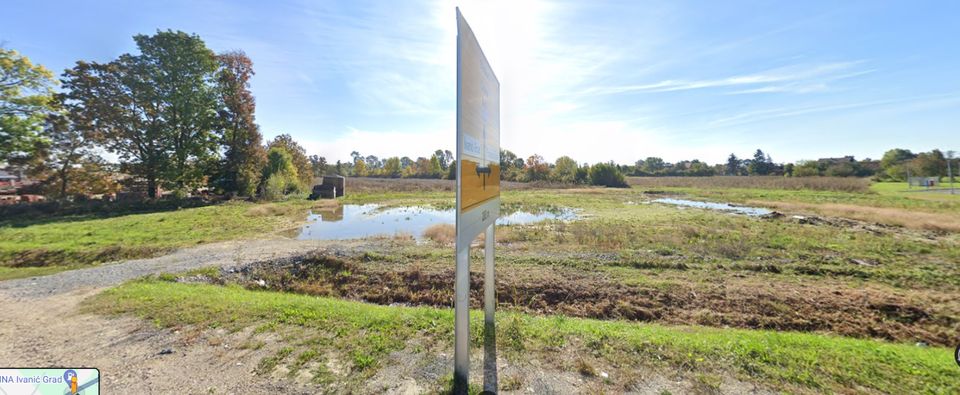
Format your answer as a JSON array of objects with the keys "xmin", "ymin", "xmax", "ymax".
[
  {"xmin": 0, "ymin": 168, "xmax": 44, "ymax": 203},
  {"xmin": 908, "ymin": 177, "xmax": 939, "ymax": 188},
  {"xmin": 0, "ymin": 170, "xmax": 18, "ymax": 192},
  {"xmin": 817, "ymin": 156, "xmax": 856, "ymax": 166},
  {"xmin": 0, "ymin": 168, "xmax": 28, "ymax": 195}
]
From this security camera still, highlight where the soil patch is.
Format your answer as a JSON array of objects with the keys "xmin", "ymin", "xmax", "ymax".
[{"xmin": 198, "ymin": 252, "xmax": 958, "ymax": 346}]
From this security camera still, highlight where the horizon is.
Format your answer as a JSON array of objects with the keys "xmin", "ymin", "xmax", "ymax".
[{"xmin": 4, "ymin": 0, "xmax": 958, "ymax": 164}]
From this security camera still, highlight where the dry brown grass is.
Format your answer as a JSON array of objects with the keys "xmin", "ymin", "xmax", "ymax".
[
  {"xmin": 422, "ymin": 223, "xmax": 455, "ymax": 244},
  {"xmin": 245, "ymin": 204, "xmax": 290, "ymax": 217},
  {"xmin": 246, "ymin": 200, "xmax": 338, "ymax": 217},
  {"xmin": 345, "ymin": 177, "xmax": 584, "ymax": 193},
  {"xmin": 753, "ymin": 200, "xmax": 960, "ymax": 232},
  {"xmin": 627, "ymin": 176, "xmax": 871, "ymax": 192},
  {"xmin": 422, "ymin": 223, "xmax": 491, "ymax": 245}
]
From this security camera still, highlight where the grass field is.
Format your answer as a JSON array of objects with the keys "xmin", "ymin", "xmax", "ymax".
[
  {"xmin": 5, "ymin": 176, "xmax": 960, "ymax": 391},
  {"xmin": 88, "ymin": 279, "xmax": 960, "ymax": 393},
  {"xmin": 0, "ymin": 198, "xmax": 337, "ymax": 279}
]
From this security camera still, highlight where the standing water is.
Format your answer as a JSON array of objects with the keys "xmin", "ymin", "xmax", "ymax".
[
  {"xmin": 652, "ymin": 198, "xmax": 771, "ymax": 216},
  {"xmin": 296, "ymin": 204, "xmax": 577, "ymax": 240}
]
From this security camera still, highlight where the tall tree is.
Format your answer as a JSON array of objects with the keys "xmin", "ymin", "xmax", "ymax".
[
  {"xmin": 748, "ymin": 149, "xmax": 772, "ymax": 175},
  {"xmin": 383, "ymin": 157, "xmax": 401, "ymax": 178},
  {"xmin": 137, "ymin": 31, "xmax": 220, "ymax": 192},
  {"xmin": 267, "ymin": 134, "xmax": 313, "ymax": 187},
  {"xmin": 880, "ymin": 148, "xmax": 916, "ymax": 181},
  {"xmin": 1, "ymin": 47, "xmax": 57, "ymax": 163},
  {"xmin": 309, "ymin": 154, "xmax": 327, "ymax": 177},
  {"xmin": 500, "ymin": 149, "xmax": 519, "ymax": 180},
  {"xmin": 911, "ymin": 149, "xmax": 946, "ymax": 178},
  {"xmin": 434, "ymin": 149, "xmax": 448, "ymax": 170},
  {"xmin": 399, "ymin": 156, "xmax": 413, "ymax": 170},
  {"xmin": 726, "ymin": 153, "xmax": 741, "ymax": 175},
  {"xmin": 552, "ymin": 156, "xmax": 578, "ymax": 183},
  {"xmin": 443, "ymin": 150, "xmax": 454, "ymax": 169},
  {"xmin": 365, "ymin": 155, "xmax": 381, "ymax": 171},
  {"xmin": 216, "ymin": 50, "xmax": 265, "ymax": 196},
  {"xmin": 354, "ymin": 156, "xmax": 367, "ymax": 176},
  {"xmin": 641, "ymin": 157, "xmax": 665, "ymax": 174},
  {"xmin": 62, "ymin": 31, "xmax": 221, "ymax": 197},
  {"xmin": 428, "ymin": 154, "xmax": 442, "ymax": 178},
  {"xmin": 62, "ymin": 60, "xmax": 166, "ymax": 197},
  {"xmin": 524, "ymin": 154, "xmax": 550, "ymax": 181},
  {"xmin": 40, "ymin": 104, "xmax": 101, "ymax": 198}
]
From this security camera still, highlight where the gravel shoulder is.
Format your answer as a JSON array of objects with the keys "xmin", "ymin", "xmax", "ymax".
[
  {"xmin": 0, "ymin": 238, "xmax": 332, "ymax": 299},
  {"xmin": 0, "ymin": 238, "xmax": 338, "ymax": 393}
]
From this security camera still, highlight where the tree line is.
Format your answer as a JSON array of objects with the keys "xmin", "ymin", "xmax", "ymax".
[
  {"xmin": 337, "ymin": 146, "xmax": 955, "ymax": 185},
  {"xmin": 1, "ymin": 30, "xmax": 318, "ymax": 200},
  {"xmin": 3, "ymin": 31, "xmax": 954, "ymax": 201}
]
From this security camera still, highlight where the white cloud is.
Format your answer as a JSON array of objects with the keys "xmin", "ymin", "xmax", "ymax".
[
  {"xmin": 709, "ymin": 92, "xmax": 960, "ymax": 127},
  {"xmin": 583, "ymin": 61, "xmax": 869, "ymax": 95}
]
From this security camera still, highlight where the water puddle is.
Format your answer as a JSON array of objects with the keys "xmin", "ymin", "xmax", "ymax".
[
  {"xmin": 652, "ymin": 198, "xmax": 771, "ymax": 216},
  {"xmin": 296, "ymin": 204, "xmax": 577, "ymax": 240}
]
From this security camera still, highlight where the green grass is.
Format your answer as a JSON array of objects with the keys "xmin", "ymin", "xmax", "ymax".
[
  {"xmin": 871, "ymin": 181, "xmax": 960, "ymax": 201},
  {"xmin": 87, "ymin": 279, "xmax": 960, "ymax": 394},
  {"xmin": 0, "ymin": 199, "xmax": 325, "ymax": 272},
  {"xmin": 655, "ymin": 185, "xmax": 960, "ymax": 212}
]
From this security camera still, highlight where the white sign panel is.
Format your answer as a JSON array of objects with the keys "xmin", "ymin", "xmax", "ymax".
[
  {"xmin": 456, "ymin": 7, "xmax": 501, "ymax": 243},
  {"xmin": 454, "ymin": 8, "xmax": 500, "ymax": 394}
]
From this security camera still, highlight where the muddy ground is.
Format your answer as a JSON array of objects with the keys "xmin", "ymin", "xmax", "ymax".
[
  {"xmin": 0, "ymin": 239, "xmax": 774, "ymax": 394},
  {"xmin": 184, "ymin": 247, "xmax": 959, "ymax": 347}
]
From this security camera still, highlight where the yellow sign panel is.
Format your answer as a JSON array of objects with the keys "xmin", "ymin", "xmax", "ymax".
[
  {"xmin": 460, "ymin": 160, "xmax": 500, "ymax": 212},
  {"xmin": 457, "ymin": 10, "xmax": 500, "ymax": 216}
]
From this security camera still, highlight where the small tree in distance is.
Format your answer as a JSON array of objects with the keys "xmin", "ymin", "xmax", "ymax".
[{"xmin": 589, "ymin": 162, "xmax": 628, "ymax": 188}]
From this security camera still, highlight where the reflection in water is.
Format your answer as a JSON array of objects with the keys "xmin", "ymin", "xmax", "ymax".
[
  {"xmin": 317, "ymin": 204, "xmax": 344, "ymax": 221},
  {"xmin": 652, "ymin": 198, "xmax": 771, "ymax": 216},
  {"xmin": 297, "ymin": 204, "xmax": 577, "ymax": 240}
]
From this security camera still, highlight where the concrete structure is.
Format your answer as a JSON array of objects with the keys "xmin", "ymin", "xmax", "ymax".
[
  {"xmin": 908, "ymin": 177, "xmax": 939, "ymax": 188},
  {"xmin": 322, "ymin": 175, "xmax": 345, "ymax": 197},
  {"xmin": 308, "ymin": 184, "xmax": 336, "ymax": 200}
]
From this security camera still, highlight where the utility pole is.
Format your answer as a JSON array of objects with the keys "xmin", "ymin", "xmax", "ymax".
[{"xmin": 948, "ymin": 151, "xmax": 956, "ymax": 195}]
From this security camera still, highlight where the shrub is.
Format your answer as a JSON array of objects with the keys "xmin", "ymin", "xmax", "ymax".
[
  {"xmin": 260, "ymin": 147, "xmax": 303, "ymax": 199},
  {"xmin": 262, "ymin": 173, "xmax": 289, "ymax": 201},
  {"xmin": 422, "ymin": 224, "xmax": 455, "ymax": 244},
  {"xmin": 589, "ymin": 162, "xmax": 628, "ymax": 188}
]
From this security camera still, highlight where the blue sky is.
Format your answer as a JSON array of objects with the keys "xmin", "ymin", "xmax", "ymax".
[{"xmin": 4, "ymin": 0, "xmax": 958, "ymax": 164}]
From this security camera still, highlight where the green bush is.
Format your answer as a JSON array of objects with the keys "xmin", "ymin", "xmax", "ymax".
[
  {"xmin": 589, "ymin": 162, "xmax": 628, "ymax": 187},
  {"xmin": 262, "ymin": 173, "xmax": 289, "ymax": 201},
  {"xmin": 260, "ymin": 147, "xmax": 304, "ymax": 199}
]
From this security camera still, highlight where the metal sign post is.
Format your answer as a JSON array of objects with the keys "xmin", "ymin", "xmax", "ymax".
[{"xmin": 455, "ymin": 7, "xmax": 500, "ymax": 394}]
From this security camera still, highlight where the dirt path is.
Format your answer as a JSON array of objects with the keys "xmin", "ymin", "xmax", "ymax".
[
  {"xmin": 0, "ymin": 288, "xmax": 322, "ymax": 394},
  {"xmin": 0, "ymin": 238, "xmax": 333, "ymax": 298},
  {"xmin": 0, "ymin": 238, "xmax": 338, "ymax": 394},
  {"xmin": 0, "ymin": 238, "xmax": 769, "ymax": 394}
]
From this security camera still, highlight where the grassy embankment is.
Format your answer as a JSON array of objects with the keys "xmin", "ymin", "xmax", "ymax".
[
  {"xmin": 87, "ymin": 279, "xmax": 960, "ymax": 393},
  {"xmin": 6, "ymin": 178, "xmax": 959, "ymax": 339},
  {"xmin": 50, "ymin": 176, "xmax": 958, "ymax": 391},
  {"xmin": 628, "ymin": 177, "xmax": 960, "ymax": 232},
  {"xmin": 263, "ymin": 179, "xmax": 960, "ymax": 348},
  {"xmin": 0, "ymin": 198, "xmax": 335, "ymax": 280}
]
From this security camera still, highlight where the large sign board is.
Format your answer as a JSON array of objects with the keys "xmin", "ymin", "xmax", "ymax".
[
  {"xmin": 456, "ymin": 8, "xmax": 500, "ymax": 242},
  {"xmin": 454, "ymin": 8, "xmax": 500, "ymax": 394}
]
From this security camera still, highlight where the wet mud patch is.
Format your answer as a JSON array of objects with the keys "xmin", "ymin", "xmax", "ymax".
[{"xmin": 193, "ymin": 252, "xmax": 959, "ymax": 346}]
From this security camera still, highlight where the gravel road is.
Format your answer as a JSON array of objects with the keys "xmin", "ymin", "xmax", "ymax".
[
  {"xmin": 0, "ymin": 238, "xmax": 333, "ymax": 299},
  {"xmin": 0, "ymin": 238, "xmax": 341, "ymax": 393}
]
